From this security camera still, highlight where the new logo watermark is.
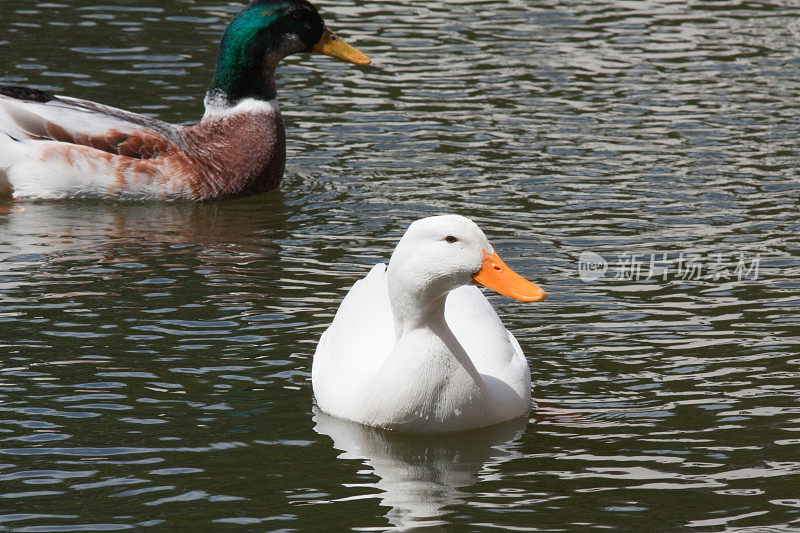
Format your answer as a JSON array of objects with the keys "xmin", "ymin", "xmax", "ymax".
[
  {"xmin": 578, "ymin": 252, "xmax": 760, "ymax": 282},
  {"xmin": 578, "ymin": 251, "xmax": 608, "ymax": 282}
]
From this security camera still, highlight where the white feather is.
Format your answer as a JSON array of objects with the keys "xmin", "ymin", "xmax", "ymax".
[
  {"xmin": 312, "ymin": 215, "xmax": 539, "ymax": 433},
  {"xmin": 201, "ymin": 96, "xmax": 279, "ymax": 121}
]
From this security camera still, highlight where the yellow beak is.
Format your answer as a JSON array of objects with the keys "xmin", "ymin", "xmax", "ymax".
[
  {"xmin": 472, "ymin": 250, "xmax": 547, "ymax": 302},
  {"xmin": 313, "ymin": 27, "xmax": 371, "ymax": 66}
]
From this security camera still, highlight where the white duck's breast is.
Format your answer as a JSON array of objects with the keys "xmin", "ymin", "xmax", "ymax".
[
  {"xmin": 444, "ymin": 286, "xmax": 532, "ymax": 402},
  {"xmin": 312, "ymin": 264, "xmax": 532, "ymax": 430}
]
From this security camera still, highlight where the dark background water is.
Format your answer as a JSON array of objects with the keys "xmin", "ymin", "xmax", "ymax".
[{"xmin": 2, "ymin": 0, "xmax": 800, "ymax": 530}]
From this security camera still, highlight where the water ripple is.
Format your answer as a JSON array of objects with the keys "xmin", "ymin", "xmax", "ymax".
[{"xmin": 1, "ymin": 0, "xmax": 799, "ymax": 530}]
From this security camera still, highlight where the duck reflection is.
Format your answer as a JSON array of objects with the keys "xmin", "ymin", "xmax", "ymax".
[
  {"xmin": 0, "ymin": 196, "xmax": 286, "ymax": 264},
  {"xmin": 313, "ymin": 408, "xmax": 527, "ymax": 530}
]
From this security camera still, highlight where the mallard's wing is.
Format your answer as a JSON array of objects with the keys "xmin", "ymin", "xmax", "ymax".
[
  {"xmin": 0, "ymin": 86, "xmax": 187, "ymax": 199},
  {"xmin": 0, "ymin": 86, "xmax": 180, "ymax": 144}
]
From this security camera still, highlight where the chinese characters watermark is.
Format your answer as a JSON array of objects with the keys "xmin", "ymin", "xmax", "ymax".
[{"xmin": 578, "ymin": 251, "xmax": 760, "ymax": 282}]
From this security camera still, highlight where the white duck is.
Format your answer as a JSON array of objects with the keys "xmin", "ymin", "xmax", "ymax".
[{"xmin": 312, "ymin": 215, "xmax": 546, "ymax": 433}]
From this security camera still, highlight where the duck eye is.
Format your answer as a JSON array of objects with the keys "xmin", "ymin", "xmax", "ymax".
[{"xmin": 445, "ymin": 235, "xmax": 457, "ymax": 244}]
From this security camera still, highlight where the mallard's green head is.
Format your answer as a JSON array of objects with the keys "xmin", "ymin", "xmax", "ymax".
[{"xmin": 209, "ymin": 0, "xmax": 369, "ymax": 104}]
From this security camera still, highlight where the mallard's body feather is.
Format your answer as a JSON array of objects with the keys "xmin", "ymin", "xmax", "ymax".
[{"xmin": 0, "ymin": 91, "xmax": 284, "ymax": 200}]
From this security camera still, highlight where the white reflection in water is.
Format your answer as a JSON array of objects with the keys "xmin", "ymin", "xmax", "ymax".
[
  {"xmin": 313, "ymin": 408, "xmax": 527, "ymax": 530},
  {"xmin": 0, "ymin": 201, "xmax": 283, "ymax": 287}
]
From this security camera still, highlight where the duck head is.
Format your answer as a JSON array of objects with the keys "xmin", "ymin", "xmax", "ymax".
[
  {"xmin": 387, "ymin": 215, "xmax": 546, "ymax": 337},
  {"xmin": 208, "ymin": 0, "xmax": 369, "ymax": 104}
]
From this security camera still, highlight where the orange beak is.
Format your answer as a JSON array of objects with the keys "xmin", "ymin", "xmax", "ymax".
[
  {"xmin": 313, "ymin": 27, "xmax": 371, "ymax": 66},
  {"xmin": 472, "ymin": 250, "xmax": 547, "ymax": 302}
]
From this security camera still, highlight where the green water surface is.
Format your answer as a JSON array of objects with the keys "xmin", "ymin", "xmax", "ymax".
[{"xmin": 1, "ymin": 0, "xmax": 799, "ymax": 530}]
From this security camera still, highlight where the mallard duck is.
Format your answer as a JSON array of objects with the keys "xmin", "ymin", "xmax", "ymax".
[
  {"xmin": 312, "ymin": 215, "xmax": 547, "ymax": 433},
  {"xmin": 0, "ymin": 0, "xmax": 369, "ymax": 201}
]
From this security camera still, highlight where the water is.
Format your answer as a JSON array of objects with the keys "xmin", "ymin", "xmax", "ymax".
[{"xmin": 2, "ymin": 0, "xmax": 800, "ymax": 530}]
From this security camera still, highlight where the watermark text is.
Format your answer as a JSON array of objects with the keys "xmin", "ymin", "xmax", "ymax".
[{"xmin": 578, "ymin": 251, "xmax": 760, "ymax": 282}]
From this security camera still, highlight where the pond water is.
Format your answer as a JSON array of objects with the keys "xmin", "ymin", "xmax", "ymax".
[{"xmin": 2, "ymin": 0, "xmax": 800, "ymax": 530}]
